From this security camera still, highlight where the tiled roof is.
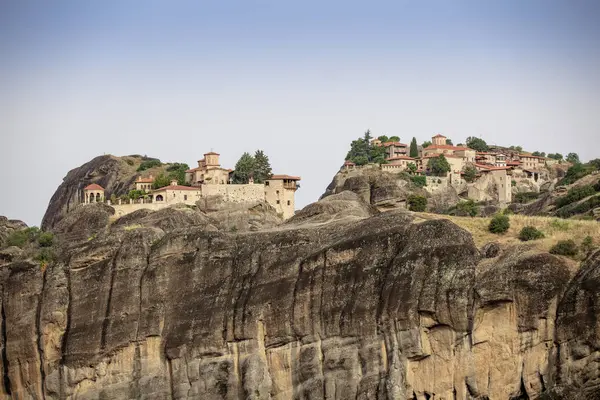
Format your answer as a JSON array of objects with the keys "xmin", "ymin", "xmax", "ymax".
[
  {"xmin": 519, "ymin": 154, "xmax": 546, "ymax": 160},
  {"xmin": 344, "ymin": 160, "xmax": 356, "ymax": 165},
  {"xmin": 382, "ymin": 141, "xmax": 408, "ymax": 147},
  {"xmin": 270, "ymin": 174, "xmax": 301, "ymax": 181},
  {"xmin": 153, "ymin": 185, "xmax": 200, "ymax": 192},
  {"xmin": 424, "ymin": 144, "xmax": 470, "ymax": 151},
  {"xmin": 84, "ymin": 183, "xmax": 104, "ymax": 190},
  {"xmin": 136, "ymin": 177, "xmax": 154, "ymax": 183},
  {"xmin": 432, "ymin": 134, "xmax": 446, "ymax": 138},
  {"xmin": 422, "ymin": 154, "xmax": 463, "ymax": 159},
  {"xmin": 204, "ymin": 152, "xmax": 220, "ymax": 156},
  {"xmin": 475, "ymin": 164, "xmax": 511, "ymax": 171},
  {"xmin": 386, "ymin": 156, "xmax": 415, "ymax": 161}
]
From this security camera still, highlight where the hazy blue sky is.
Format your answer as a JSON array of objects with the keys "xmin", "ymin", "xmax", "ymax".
[{"xmin": 1, "ymin": 0, "xmax": 599, "ymax": 225}]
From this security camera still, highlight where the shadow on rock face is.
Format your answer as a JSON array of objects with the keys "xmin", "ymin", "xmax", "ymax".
[
  {"xmin": 52, "ymin": 203, "xmax": 114, "ymax": 243},
  {"xmin": 287, "ymin": 191, "xmax": 379, "ymax": 225}
]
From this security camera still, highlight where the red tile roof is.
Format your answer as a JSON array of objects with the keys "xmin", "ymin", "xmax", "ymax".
[
  {"xmin": 84, "ymin": 183, "xmax": 104, "ymax": 191},
  {"xmin": 475, "ymin": 164, "xmax": 511, "ymax": 171},
  {"xmin": 386, "ymin": 156, "xmax": 415, "ymax": 161},
  {"xmin": 204, "ymin": 152, "xmax": 220, "ymax": 156},
  {"xmin": 136, "ymin": 177, "xmax": 154, "ymax": 183},
  {"xmin": 422, "ymin": 154, "xmax": 463, "ymax": 159},
  {"xmin": 507, "ymin": 161, "xmax": 521, "ymax": 166},
  {"xmin": 270, "ymin": 175, "xmax": 301, "ymax": 181},
  {"xmin": 432, "ymin": 134, "xmax": 446, "ymax": 138},
  {"xmin": 424, "ymin": 144, "xmax": 470, "ymax": 151},
  {"xmin": 152, "ymin": 185, "xmax": 200, "ymax": 192},
  {"xmin": 344, "ymin": 160, "xmax": 356, "ymax": 166},
  {"xmin": 382, "ymin": 141, "xmax": 408, "ymax": 147}
]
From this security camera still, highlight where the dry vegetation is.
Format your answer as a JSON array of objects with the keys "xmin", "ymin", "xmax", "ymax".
[{"xmin": 416, "ymin": 212, "xmax": 600, "ymax": 255}]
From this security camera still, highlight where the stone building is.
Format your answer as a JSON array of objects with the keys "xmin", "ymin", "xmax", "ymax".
[
  {"xmin": 83, "ymin": 183, "xmax": 105, "ymax": 204},
  {"xmin": 134, "ymin": 175, "xmax": 154, "ymax": 191},
  {"xmin": 185, "ymin": 152, "xmax": 232, "ymax": 186},
  {"xmin": 382, "ymin": 141, "xmax": 409, "ymax": 159},
  {"xmin": 149, "ymin": 180, "xmax": 202, "ymax": 205},
  {"xmin": 264, "ymin": 175, "xmax": 300, "ymax": 220},
  {"xmin": 432, "ymin": 133, "xmax": 447, "ymax": 146}
]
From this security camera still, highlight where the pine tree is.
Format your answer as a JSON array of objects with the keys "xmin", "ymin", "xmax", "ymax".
[
  {"xmin": 409, "ymin": 137, "xmax": 419, "ymax": 158},
  {"xmin": 232, "ymin": 152, "xmax": 256, "ymax": 184},
  {"xmin": 253, "ymin": 150, "xmax": 273, "ymax": 183}
]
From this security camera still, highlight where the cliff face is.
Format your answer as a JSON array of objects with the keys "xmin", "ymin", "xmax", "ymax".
[{"xmin": 1, "ymin": 192, "xmax": 598, "ymax": 399}]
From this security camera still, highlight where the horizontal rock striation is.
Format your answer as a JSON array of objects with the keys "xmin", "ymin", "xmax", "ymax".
[{"xmin": 1, "ymin": 192, "xmax": 598, "ymax": 399}]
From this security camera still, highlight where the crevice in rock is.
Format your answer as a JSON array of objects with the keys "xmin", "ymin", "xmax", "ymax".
[
  {"xmin": 1, "ymin": 301, "xmax": 11, "ymax": 395},
  {"xmin": 539, "ymin": 371, "xmax": 547, "ymax": 393},
  {"xmin": 166, "ymin": 356, "xmax": 175, "ymax": 400},
  {"xmin": 36, "ymin": 265, "xmax": 48, "ymax": 399},
  {"xmin": 136, "ymin": 250, "xmax": 151, "ymax": 341},
  {"xmin": 320, "ymin": 252, "xmax": 327, "ymax": 337},
  {"xmin": 101, "ymin": 249, "xmax": 120, "ymax": 349},
  {"xmin": 375, "ymin": 242, "xmax": 404, "ymax": 328},
  {"xmin": 59, "ymin": 263, "xmax": 72, "ymax": 397},
  {"xmin": 290, "ymin": 259, "xmax": 305, "ymax": 339}
]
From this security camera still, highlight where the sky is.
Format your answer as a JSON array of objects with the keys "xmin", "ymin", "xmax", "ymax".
[{"xmin": 1, "ymin": 0, "xmax": 600, "ymax": 226}]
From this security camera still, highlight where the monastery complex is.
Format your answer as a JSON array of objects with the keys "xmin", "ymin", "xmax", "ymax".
[
  {"xmin": 83, "ymin": 152, "xmax": 300, "ymax": 219},
  {"xmin": 344, "ymin": 134, "xmax": 554, "ymax": 204}
]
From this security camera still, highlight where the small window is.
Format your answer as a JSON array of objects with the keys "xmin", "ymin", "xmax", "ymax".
[
  {"xmin": 287, "ymin": 200, "xmax": 291, "ymax": 206},
  {"xmin": 276, "ymin": 200, "xmax": 280, "ymax": 204},
  {"xmin": 184, "ymin": 195, "xmax": 188, "ymax": 200},
  {"xmin": 276, "ymin": 190, "xmax": 279, "ymax": 194}
]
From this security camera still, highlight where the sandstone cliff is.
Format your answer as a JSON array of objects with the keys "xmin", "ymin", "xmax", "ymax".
[
  {"xmin": 1, "ymin": 191, "xmax": 598, "ymax": 399},
  {"xmin": 41, "ymin": 155, "xmax": 186, "ymax": 231}
]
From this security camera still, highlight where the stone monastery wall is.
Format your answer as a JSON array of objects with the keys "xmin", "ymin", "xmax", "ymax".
[{"xmin": 201, "ymin": 183, "xmax": 264, "ymax": 203}]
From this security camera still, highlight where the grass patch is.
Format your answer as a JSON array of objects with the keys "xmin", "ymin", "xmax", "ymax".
[{"xmin": 415, "ymin": 213, "xmax": 600, "ymax": 255}]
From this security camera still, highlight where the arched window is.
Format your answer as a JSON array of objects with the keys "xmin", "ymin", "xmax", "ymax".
[
  {"xmin": 156, "ymin": 195, "xmax": 164, "ymax": 202},
  {"xmin": 96, "ymin": 193, "xmax": 101, "ymax": 202},
  {"xmin": 89, "ymin": 193, "xmax": 95, "ymax": 203}
]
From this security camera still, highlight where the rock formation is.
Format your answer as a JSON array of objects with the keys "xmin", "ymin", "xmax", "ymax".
[{"xmin": 1, "ymin": 190, "xmax": 599, "ymax": 399}]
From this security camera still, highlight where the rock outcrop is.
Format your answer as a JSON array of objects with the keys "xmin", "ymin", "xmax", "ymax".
[{"xmin": 1, "ymin": 191, "xmax": 598, "ymax": 399}]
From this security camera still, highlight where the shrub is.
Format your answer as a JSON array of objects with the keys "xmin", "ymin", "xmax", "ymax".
[
  {"xmin": 6, "ymin": 227, "xmax": 41, "ymax": 248},
  {"xmin": 514, "ymin": 192, "xmax": 540, "ymax": 204},
  {"xmin": 550, "ymin": 240, "xmax": 578, "ymax": 257},
  {"xmin": 518, "ymin": 226, "xmax": 545, "ymax": 241},
  {"xmin": 410, "ymin": 175, "xmax": 427, "ymax": 188},
  {"xmin": 511, "ymin": 180, "xmax": 516, "ymax": 187},
  {"xmin": 37, "ymin": 232, "xmax": 54, "ymax": 247},
  {"xmin": 463, "ymin": 166, "xmax": 477, "ymax": 183},
  {"xmin": 581, "ymin": 236, "xmax": 595, "ymax": 254},
  {"xmin": 555, "ymin": 185, "xmax": 596, "ymax": 208},
  {"xmin": 125, "ymin": 159, "xmax": 135, "ymax": 166},
  {"xmin": 556, "ymin": 194, "xmax": 600, "ymax": 218},
  {"xmin": 137, "ymin": 158, "xmax": 162, "ymax": 172},
  {"xmin": 456, "ymin": 200, "xmax": 478, "ymax": 217},
  {"xmin": 407, "ymin": 195, "xmax": 427, "ymax": 212},
  {"xmin": 488, "ymin": 214, "xmax": 510, "ymax": 234}
]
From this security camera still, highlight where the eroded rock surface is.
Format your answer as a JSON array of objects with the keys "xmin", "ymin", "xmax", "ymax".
[{"xmin": 0, "ymin": 195, "xmax": 598, "ymax": 399}]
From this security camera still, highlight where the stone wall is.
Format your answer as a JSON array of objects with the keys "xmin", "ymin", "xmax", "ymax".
[
  {"xmin": 111, "ymin": 203, "xmax": 169, "ymax": 218},
  {"xmin": 201, "ymin": 183, "xmax": 265, "ymax": 204}
]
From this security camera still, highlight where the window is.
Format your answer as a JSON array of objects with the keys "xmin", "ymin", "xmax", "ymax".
[
  {"xmin": 287, "ymin": 200, "xmax": 291, "ymax": 206},
  {"xmin": 276, "ymin": 200, "xmax": 280, "ymax": 204},
  {"xmin": 265, "ymin": 181, "xmax": 269, "ymax": 186},
  {"xmin": 184, "ymin": 195, "xmax": 188, "ymax": 200},
  {"xmin": 276, "ymin": 190, "xmax": 279, "ymax": 194},
  {"xmin": 156, "ymin": 195, "xmax": 164, "ymax": 201}
]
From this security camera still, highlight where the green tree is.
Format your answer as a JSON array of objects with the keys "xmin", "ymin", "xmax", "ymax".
[
  {"xmin": 137, "ymin": 158, "xmax": 162, "ymax": 172},
  {"xmin": 363, "ymin": 129, "xmax": 373, "ymax": 144},
  {"xmin": 466, "ymin": 137, "xmax": 489, "ymax": 152},
  {"xmin": 253, "ymin": 150, "xmax": 273, "ymax": 183},
  {"xmin": 369, "ymin": 144, "xmax": 387, "ymax": 164},
  {"xmin": 463, "ymin": 165, "xmax": 477, "ymax": 183},
  {"xmin": 389, "ymin": 135, "xmax": 400, "ymax": 142},
  {"xmin": 38, "ymin": 232, "xmax": 54, "ymax": 247},
  {"xmin": 152, "ymin": 173, "xmax": 171, "ymax": 189},
  {"xmin": 408, "ymin": 195, "xmax": 427, "ymax": 212},
  {"xmin": 515, "ymin": 146, "xmax": 523, "ymax": 152},
  {"xmin": 548, "ymin": 153, "xmax": 563, "ymax": 160},
  {"xmin": 232, "ymin": 152, "xmax": 256, "ymax": 183},
  {"xmin": 532, "ymin": 151, "xmax": 542, "ymax": 156},
  {"xmin": 422, "ymin": 141, "xmax": 432, "ymax": 148},
  {"xmin": 550, "ymin": 240, "xmax": 578, "ymax": 257},
  {"xmin": 411, "ymin": 175, "xmax": 427, "ymax": 188},
  {"xmin": 428, "ymin": 155, "xmax": 451, "ymax": 176},
  {"xmin": 166, "ymin": 163, "xmax": 190, "ymax": 185},
  {"xmin": 409, "ymin": 137, "xmax": 419, "ymax": 157},
  {"xmin": 407, "ymin": 162, "xmax": 417, "ymax": 174},
  {"xmin": 456, "ymin": 200, "xmax": 478, "ymax": 217},
  {"xmin": 446, "ymin": 139, "xmax": 453, "ymax": 145},
  {"xmin": 566, "ymin": 153, "xmax": 580, "ymax": 164},
  {"xmin": 377, "ymin": 135, "xmax": 389, "ymax": 143}
]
